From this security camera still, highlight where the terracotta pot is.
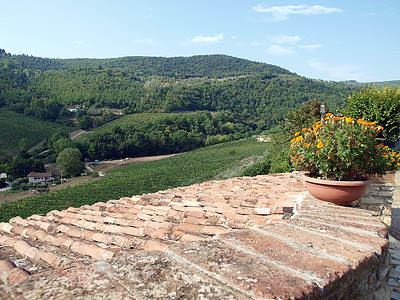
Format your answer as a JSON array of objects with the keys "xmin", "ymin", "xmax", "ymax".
[{"xmin": 303, "ymin": 175, "xmax": 372, "ymax": 205}]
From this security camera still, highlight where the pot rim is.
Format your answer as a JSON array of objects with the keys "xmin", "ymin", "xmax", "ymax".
[{"xmin": 303, "ymin": 174, "xmax": 372, "ymax": 187}]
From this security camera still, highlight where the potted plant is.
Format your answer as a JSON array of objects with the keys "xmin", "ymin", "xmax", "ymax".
[{"xmin": 290, "ymin": 113, "xmax": 399, "ymax": 205}]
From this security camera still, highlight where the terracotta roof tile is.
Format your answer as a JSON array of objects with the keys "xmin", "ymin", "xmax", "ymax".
[{"xmin": 4, "ymin": 172, "xmax": 387, "ymax": 298}]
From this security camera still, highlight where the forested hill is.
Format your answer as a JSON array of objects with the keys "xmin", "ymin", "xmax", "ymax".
[
  {"xmin": 0, "ymin": 48, "xmax": 354, "ymax": 130},
  {"xmin": 0, "ymin": 49, "xmax": 291, "ymax": 78}
]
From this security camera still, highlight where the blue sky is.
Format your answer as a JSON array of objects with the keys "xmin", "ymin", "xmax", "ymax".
[{"xmin": 1, "ymin": 0, "xmax": 399, "ymax": 82}]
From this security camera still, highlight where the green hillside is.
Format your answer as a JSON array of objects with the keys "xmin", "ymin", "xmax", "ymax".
[
  {"xmin": 0, "ymin": 49, "xmax": 354, "ymax": 124},
  {"xmin": 342, "ymin": 80, "xmax": 400, "ymax": 89},
  {"xmin": 0, "ymin": 110, "xmax": 71, "ymax": 156},
  {"xmin": 0, "ymin": 138, "xmax": 268, "ymax": 221}
]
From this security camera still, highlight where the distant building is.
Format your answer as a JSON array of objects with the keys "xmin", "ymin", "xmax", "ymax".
[
  {"xmin": 28, "ymin": 172, "xmax": 55, "ymax": 185},
  {"xmin": 67, "ymin": 106, "xmax": 81, "ymax": 112}
]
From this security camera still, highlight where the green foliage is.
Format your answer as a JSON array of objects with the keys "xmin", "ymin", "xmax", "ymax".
[
  {"xmin": 6, "ymin": 157, "xmax": 44, "ymax": 180},
  {"xmin": 52, "ymin": 138, "xmax": 76, "ymax": 155},
  {"xmin": 0, "ymin": 49, "xmax": 354, "ymax": 133},
  {"xmin": 0, "ymin": 110, "xmax": 71, "ymax": 156},
  {"xmin": 344, "ymin": 85, "xmax": 400, "ymax": 143},
  {"xmin": 18, "ymin": 138, "xmax": 30, "ymax": 152},
  {"xmin": 77, "ymin": 115, "xmax": 93, "ymax": 130},
  {"xmin": 0, "ymin": 139, "xmax": 267, "ymax": 221},
  {"xmin": 290, "ymin": 115, "xmax": 395, "ymax": 180},
  {"xmin": 241, "ymin": 158, "xmax": 271, "ymax": 177},
  {"xmin": 0, "ymin": 179, "xmax": 7, "ymax": 189},
  {"xmin": 56, "ymin": 148, "xmax": 83, "ymax": 177},
  {"xmin": 77, "ymin": 112, "xmax": 253, "ymax": 160},
  {"xmin": 269, "ymin": 100, "xmax": 324, "ymax": 174}
]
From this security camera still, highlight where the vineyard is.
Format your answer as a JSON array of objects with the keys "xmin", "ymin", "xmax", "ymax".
[
  {"xmin": 0, "ymin": 110, "xmax": 71, "ymax": 156},
  {"xmin": 0, "ymin": 138, "xmax": 269, "ymax": 221}
]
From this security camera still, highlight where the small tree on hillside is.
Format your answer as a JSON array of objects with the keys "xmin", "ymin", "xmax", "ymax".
[{"xmin": 56, "ymin": 148, "xmax": 83, "ymax": 177}]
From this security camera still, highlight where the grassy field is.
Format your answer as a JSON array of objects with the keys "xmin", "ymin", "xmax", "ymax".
[
  {"xmin": 0, "ymin": 110, "xmax": 72, "ymax": 156},
  {"xmin": 0, "ymin": 138, "xmax": 269, "ymax": 221}
]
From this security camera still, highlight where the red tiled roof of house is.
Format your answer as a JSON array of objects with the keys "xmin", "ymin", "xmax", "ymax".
[{"xmin": 0, "ymin": 173, "xmax": 389, "ymax": 299}]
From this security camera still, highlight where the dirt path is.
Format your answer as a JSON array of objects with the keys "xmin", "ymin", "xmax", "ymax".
[{"xmin": 90, "ymin": 153, "xmax": 178, "ymax": 172}]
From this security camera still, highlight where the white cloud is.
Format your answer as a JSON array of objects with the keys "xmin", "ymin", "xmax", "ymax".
[
  {"xmin": 73, "ymin": 40, "xmax": 82, "ymax": 45},
  {"xmin": 191, "ymin": 33, "xmax": 224, "ymax": 44},
  {"xmin": 299, "ymin": 44, "xmax": 323, "ymax": 51},
  {"xmin": 253, "ymin": 4, "xmax": 343, "ymax": 21},
  {"xmin": 271, "ymin": 35, "xmax": 301, "ymax": 44},
  {"xmin": 308, "ymin": 60, "xmax": 368, "ymax": 81},
  {"xmin": 267, "ymin": 45, "xmax": 295, "ymax": 56}
]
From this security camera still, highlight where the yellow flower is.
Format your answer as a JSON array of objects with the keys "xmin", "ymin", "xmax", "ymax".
[
  {"xmin": 345, "ymin": 117, "xmax": 353, "ymax": 123},
  {"xmin": 302, "ymin": 128, "xmax": 308, "ymax": 131},
  {"xmin": 313, "ymin": 124, "xmax": 320, "ymax": 132},
  {"xmin": 317, "ymin": 142, "xmax": 324, "ymax": 148},
  {"xmin": 326, "ymin": 113, "xmax": 333, "ymax": 117},
  {"xmin": 295, "ymin": 132, "xmax": 300, "ymax": 136},
  {"xmin": 306, "ymin": 143, "xmax": 311, "ymax": 147},
  {"xmin": 357, "ymin": 119, "xmax": 363, "ymax": 124},
  {"xmin": 295, "ymin": 136, "xmax": 303, "ymax": 142}
]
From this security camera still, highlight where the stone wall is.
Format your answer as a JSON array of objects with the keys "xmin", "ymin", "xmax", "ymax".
[{"xmin": 355, "ymin": 171, "xmax": 397, "ymax": 228}]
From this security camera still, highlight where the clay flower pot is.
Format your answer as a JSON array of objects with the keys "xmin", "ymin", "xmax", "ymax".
[{"xmin": 303, "ymin": 175, "xmax": 372, "ymax": 205}]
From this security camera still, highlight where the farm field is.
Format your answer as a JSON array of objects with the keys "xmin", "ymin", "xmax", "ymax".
[{"xmin": 0, "ymin": 138, "xmax": 268, "ymax": 221}]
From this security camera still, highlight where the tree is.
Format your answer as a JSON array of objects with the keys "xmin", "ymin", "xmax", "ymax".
[
  {"xmin": 6, "ymin": 157, "xmax": 44, "ymax": 181},
  {"xmin": 47, "ymin": 132, "xmax": 70, "ymax": 153},
  {"xmin": 52, "ymin": 138, "xmax": 76, "ymax": 154},
  {"xmin": 18, "ymin": 138, "xmax": 30, "ymax": 152},
  {"xmin": 344, "ymin": 85, "xmax": 400, "ymax": 143},
  {"xmin": 77, "ymin": 115, "xmax": 93, "ymax": 129},
  {"xmin": 56, "ymin": 148, "xmax": 83, "ymax": 177}
]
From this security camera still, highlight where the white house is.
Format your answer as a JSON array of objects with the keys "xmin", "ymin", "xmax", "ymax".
[
  {"xmin": 67, "ymin": 106, "xmax": 81, "ymax": 113},
  {"xmin": 28, "ymin": 172, "xmax": 55, "ymax": 185}
]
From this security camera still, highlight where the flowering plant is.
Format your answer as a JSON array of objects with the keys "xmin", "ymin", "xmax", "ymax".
[{"xmin": 290, "ymin": 113, "xmax": 400, "ymax": 181}]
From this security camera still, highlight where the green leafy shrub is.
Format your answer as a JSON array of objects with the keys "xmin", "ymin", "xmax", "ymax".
[
  {"xmin": 241, "ymin": 159, "xmax": 271, "ymax": 177},
  {"xmin": 345, "ymin": 85, "xmax": 400, "ymax": 143}
]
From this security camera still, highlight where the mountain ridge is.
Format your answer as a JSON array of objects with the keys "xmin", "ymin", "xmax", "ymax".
[{"xmin": 0, "ymin": 49, "xmax": 292, "ymax": 79}]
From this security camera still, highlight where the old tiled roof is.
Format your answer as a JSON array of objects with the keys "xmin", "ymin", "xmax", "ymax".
[
  {"xmin": 0, "ymin": 173, "xmax": 389, "ymax": 299},
  {"xmin": 27, "ymin": 172, "xmax": 53, "ymax": 179}
]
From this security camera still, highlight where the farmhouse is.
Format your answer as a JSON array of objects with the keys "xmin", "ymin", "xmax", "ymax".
[{"xmin": 27, "ymin": 172, "xmax": 55, "ymax": 185}]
